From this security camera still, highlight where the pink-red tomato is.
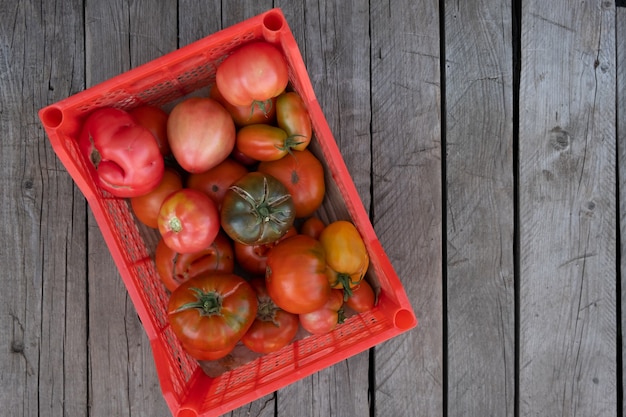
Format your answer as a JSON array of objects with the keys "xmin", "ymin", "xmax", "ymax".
[
  {"xmin": 130, "ymin": 167, "xmax": 183, "ymax": 228},
  {"xmin": 155, "ymin": 232, "xmax": 235, "ymax": 292},
  {"xmin": 215, "ymin": 42, "xmax": 289, "ymax": 108},
  {"xmin": 299, "ymin": 289, "xmax": 345, "ymax": 335},
  {"xmin": 157, "ymin": 189, "xmax": 220, "ymax": 254},
  {"xmin": 129, "ymin": 105, "xmax": 171, "ymax": 156},
  {"xmin": 257, "ymin": 149, "xmax": 325, "ymax": 218},
  {"xmin": 78, "ymin": 107, "xmax": 164, "ymax": 197},
  {"xmin": 241, "ymin": 278, "xmax": 300, "ymax": 354},
  {"xmin": 234, "ymin": 226, "xmax": 298, "ymax": 275},
  {"xmin": 167, "ymin": 97, "xmax": 236, "ymax": 173},
  {"xmin": 186, "ymin": 158, "xmax": 248, "ymax": 209}
]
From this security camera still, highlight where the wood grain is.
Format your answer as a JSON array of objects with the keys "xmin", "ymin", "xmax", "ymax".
[
  {"xmin": 370, "ymin": 1, "xmax": 443, "ymax": 416},
  {"xmin": 618, "ymin": 5, "xmax": 626, "ymax": 416},
  {"xmin": 444, "ymin": 0, "xmax": 515, "ymax": 415},
  {"xmin": 518, "ymin": 1, "xmax": 617, "ymax": 415}
]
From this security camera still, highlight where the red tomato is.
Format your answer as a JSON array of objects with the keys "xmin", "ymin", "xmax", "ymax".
[
  {"xmin": 130, "ymin": 167, "xmax": 183, "ymax": 228},
  {"xmin": 155, "ymin": 232, "xmax": 235, "ymax": 292},
  {"xmin": 230, "ymin": 145, "xmax": 258, "ymax": 167},
  {"xmin": 168, "ymin": 272, "xmax": 257, "ymax": 360},
  {"xmin": 241, "ymin": 278, "xmax": 300, "ymax": 354},
  {"xmin": 265, "ymin": 234, "xmax": 331, "ymax": 314},
  {"xmin": 257, "ymin": 149, "xmax": 325, "ymax": 218},
  {"xmin": 345, "ymin": 280, "xmax": 376, "ymax": 313},
  {"xmin": 236, "ymin": 124, "xmax": 305, "ymax": 162},
  {"xmin": 167, "ymin": 97, "xmax": 236, "ymax": 173},
  {"xmin": 276, "ymin": 92, "xmax": 312, "ymax": 150},
  {"xmin": 234, "ymin": 226, "xmax": 297, "ymax": 275},
  {"xmin": 215, "ymin": 42, "xmax": 289, "ymax": 108},
  {"xmin": 129, "ymin": 105, "xmax": 171, "ymax": 156},
  {"xmin": 78, "ymin": 107, "xmax": 165, "ymax": 197},
  {"xmin": 186, "ymin": 158, "xmax": 248, "ymax": 209},
  {"xmin": 210, "ymin": 84, "xmax": 277, "ymax": 127},
  {"xmin": 299, "ymin": 289, "xmax": 345, "ymax": 335},
  {"xmin": 300, "ymin": 216, "xmax": 326, "ymax": 240},
  {"xmin": 157, "ymin": 189, "xmax": 220, "ymax": 254}
]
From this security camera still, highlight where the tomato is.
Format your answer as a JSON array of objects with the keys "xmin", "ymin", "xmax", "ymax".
[
  {"xmin": 319, "ymin": 221, "xmax": 370, "ymax": 297},
  {"xmin": 300, "ymin": 216, "xmax": 326, "ymax": 240},
  {"xmin": 215, "ymin": 42, "xmax": 289, "ymax": 108},
  {"xmin": 299, "ymin": 289, "xmax": 345, "ymax": 335},
  {"xmin": 155, "ymin": 232, "xmax": 235, "ymax": 292},
  {"xmin": 234, "ymin": 226, "xmax": 297, "ymax": 275},
  {"xmin": 157, "ymin": 189, "xmax": 220, "ymax": 254},
  {"xmin": 167, "ymin": 97, "xmax": 236, "ymax": 173},
  {"xmin": 210, "ymin": 84, "xmax": 277, "ymax": 127},
  {"xmin": 129, "ymin": 105, "xmax": 171, "ymax": 156},
  {"xmin": 78, "ymin": 107, "xmax": 164, "ymax": 197},
  {"xmin": 168, "ymin": 272, "xmax": 257, "ymax": 360},
  {"xmin": 221, "ymin": 172, "xmax": 296, "ymax": 245},
  {"xmin": 276, "ymin": 92, "xmax": 312, "ymax": 150},
  {"xmin": 257, "ymin": 149, "xmax": 325, "ymax": 218},
  {"xmin": 265, "ymin": 234, "xmax": 331, "ymax": 314},
  {"xmin": 186, "ymin": 158, "xmax": 248, "ymax": 209},
  {"xmin": 345, "ymin": 280, "xmax": 376, "ymax": 313},
  {"xmin": 236, "ymin": 124, "xmax": 305, "ymax": 162},
  {"xmin": 241, "ymin": 278, "xmax": 299, "ymax": 354},
  {"xmin": 130, "ymin": 167, "xmax": 183, "ymax": 228}
]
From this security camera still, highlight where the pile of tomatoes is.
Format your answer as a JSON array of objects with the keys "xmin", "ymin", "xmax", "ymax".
[{"xmin": 78, "ymin": 41, "xmax": 376, "ymax": 361}]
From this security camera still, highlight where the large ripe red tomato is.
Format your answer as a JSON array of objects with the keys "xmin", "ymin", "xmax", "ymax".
[
  {"xmin": 241, "ymin": 278, "xmax": 299, "ymax": 354},
  {"xmin": 130, "ymin": 167, "xmax": 183, "ymax": 228},
  {"xmin": 78, "ymin": 107, "xmax": 164, "ymax": 197},
  {"xmin": 215, "ymin": 41, "xmax": 289, "ymax": 108},
  {"xmin": 168, "ymin": 272, "xmax": 257, "ymax": 360},
  {"xmin": 210, "ymin": 84, "xmax": 277, "ymax": 127},
  {"xmin": 276, "ymin": 92, "xmax": 312, "ymax": 150},
  {"xmin": 129, "ymin": 105, "xmax": 171, "ymax": 156},
  {"xmin": 186, "ymin": 158, "xmax": 248, "ymax": 209},
  {"xmin": 157, "ymin": 189, "xmax": 220, "ymax": 254},
  {"xmin": 265, "ymin": 234, "xmax": 331, "ymax": 314},
  {"xmin": 236, "ymin": 124, "xmax": 305, "ymax": 162},
  {"xmin": 234, "ymin": 226, "xmax": 297, "ymax": 275},
  {"xmin": 299, "ymin": 289, "xmax": 345, "ymax": 335},
  {"xmin": 257, "ymin": 149, "xmax": 325, "ymax": 218},
  {"xmin": 155, "ymin": 232, "xmax": 234, "ymax": 292},
  {"xmin": 167, "ymin": 97, "xmax": 236, "ymax": 173},
  {"xmin": 319, "ymin": 220, "xmax": 369, "ymax": 297},
  {"xmin": 221, "ymin": 172, "xmax": 296, "ymax": 245}
]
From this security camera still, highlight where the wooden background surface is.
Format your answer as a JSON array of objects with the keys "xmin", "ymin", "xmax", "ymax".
[{"xmin": 1, "ymin": 0, "xmax": 624, "ymax": 416}]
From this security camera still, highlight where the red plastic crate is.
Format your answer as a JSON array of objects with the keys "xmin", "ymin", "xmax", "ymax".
[{"xmin": 38, "ymin": 8, "xmax": 417, "ymax": 417}]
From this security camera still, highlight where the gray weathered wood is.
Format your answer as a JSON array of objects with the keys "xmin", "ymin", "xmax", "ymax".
[
  {"xmin": 618, "ymin": 5, "xmax": 626, "ymax": 416},
  {"xmin": 0, "ymin": 0, "xmax": 88, "ymax": 416},
  {"xmin": 370, "ymin": 1, "xmax": 444, "ymax": 416},
  {"xmin": 518, "ymin": 1, "xmax": 617, "ymax": 416},
  {"xmin": 84, "ymin": 0, "xmax": 175, "ymax": 415},
  {"xmin": 444, "ymin": 0, "xmax": 515, "ymax": 415}
]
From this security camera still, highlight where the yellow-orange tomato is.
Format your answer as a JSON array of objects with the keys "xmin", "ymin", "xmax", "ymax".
[{"xmin": 319, "ymin": 220, "xmax": 369, "ymax": 296}]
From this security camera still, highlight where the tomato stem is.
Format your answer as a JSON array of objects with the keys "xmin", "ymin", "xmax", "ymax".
[
  {"xmin": 336, "ymin": 273, "xmax": 361, "ymax": 301},
  {"xmin": 172, "ymin": 287, "xmax": 222, "ymax": 316},
  {"xmin": 168, "ymin": 217, "xmax": 183, "ymax": 233}
]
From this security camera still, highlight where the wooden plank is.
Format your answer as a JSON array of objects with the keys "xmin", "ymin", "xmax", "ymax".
[
  {"xmin": 369, "ymin": 1, "xmax": 444, "ymax": 416},
  {"xmin": 84, "ymin": 0, "xmax": 175, "ymax": 415},
  {"xmin": 444, "ymin": 0, "xmax": 515, "ymax": 415},
  {"xmin": 272, "ymin": 1, "xmax": 372, "ymax": 416},
  {"xmin": 618, "ymin": 4, "xmax": 626, "ymax": 416},
  {"xmin": 518, "ymin": 1, "xmax": 617, "ymax": 415},
  {"xmin": 0, "ymin": 0, "xmax": 88, "ymax": 415}
]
